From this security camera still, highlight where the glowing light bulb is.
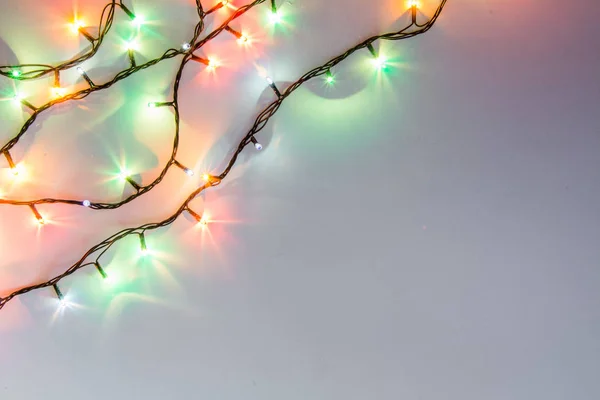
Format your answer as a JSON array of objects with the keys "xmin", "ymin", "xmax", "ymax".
[
  {"xmin": 131, "ymin": 15, "xmax": 144, "ymax": 26},
  {"xmin": 184, "ymin": 168, "xmax": 194, "ymax": 176},
  {"xmin": 182, "ymin": 42, "xmax": 191, "ymax": 51},
  {"xmin": 266, "ymin": 77, "xmax": 274, "ymax": 85},
  {"xmin": 373, "ymin": 56, "xmax": 387, "ymax": 69},
  {"xmin": 139, "ymin": 233, "xmax": 149, "ymax": 256},
  {"xmin": 207, "ymin": 58, "xmax": 219, "ymax": 70},
  {"xmin": 237, "ymin": 34, "xmax": 249, "ymax": 44},
  {"xmin": 82, "ymin": 200, "xmax": 91, "ymax": 207},
  {"xmin": 118, "ymin": 170, "xmax": 130, "ymax": 181},
  {"xmin": 148, "ymin": 102, "xmax": 157, "ymax": 108},
  {"xmin": 199, "ymin": 215, "xmax": 209, "ymax": 227},
  {"xmin": 70, "ymin": 19, "xmax": 85, "ymax": 35},
  {"xmin": 409, "ymin": 0, "xmax": 420, "ymax": 8},
  {"xmin": 76, "ymin": 67, "xmax": 85, "ymax": 75},
  {"xmin": 325, "ymin": 69, "xmax": 335, "ymax": 84},
  {"xmin": 125, "ymin": 40, "xmax": 139, "ymax": 51},
  {"xmin": 269, "ymin": 10, "xmax": 282, "ymax": 24},
  {"xmin": 11, "ymin": 69, "xmax": 21, "ymax": 78},
  {"xmin": 13, "ymin": 93, "xmax": 22, "ymax": 104},
  {"xmin": 52, "ymin": 86, "xmax": 67, "ymax": 98}
]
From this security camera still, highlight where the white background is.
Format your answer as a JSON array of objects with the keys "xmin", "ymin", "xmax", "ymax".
[{"xmin": 1, "ymin": 0, "xmax": 599, "ymax": 399}]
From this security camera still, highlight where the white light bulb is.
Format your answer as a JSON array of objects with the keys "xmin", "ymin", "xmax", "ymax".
[
  {"xmin": 184, "ymin": 168, "xmax": 194, "ymax": 176},
  {"xmin": 255, "ymin": 142, "xmax": 263, "ymax": 150},
  {"xmin": 182, "ymin": 43, "xmax": 191, "ymax": 51},
  {"xmin": 83, "ymin": 200, "xmax": 91, "ymax": 207},
  {"xmin": 266, "ymin": 77, "xmax": 274, "ymax": 85},
  {"xmin": 77, "ymin": 67, "xmax": 85, "ymax": 75}
]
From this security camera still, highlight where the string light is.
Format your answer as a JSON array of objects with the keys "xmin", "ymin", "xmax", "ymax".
[
  {"xmin": 207, "ymin": 0, "xmax": 230, "ymax": 14},
  {"xmin": 190, "ymin": 55, "xmax": 219, "ymax": 70},
  {"xmin": 29, "ymin": 204, "xmax": 45, "ymax": 225},
  {"xmin": 94, "ymin": 262, "xmax": 108, "ymax": 279},
  {"xmin": 139, "ymin": 232, "xmax": 149, "ymax": 256},
  {"xmin": 52, "ymin": 283, "xmax": 64, "ymax": 302},
  {"xmin": 77, "ymin": 67, "xmax": 95, "ymax": 87},
  {"xmin": 0, "ymin": 0, "xmax": 448, "ymax": 311},
  {"xmin": 147, "ymin": 101, "xmax": 173, "ymax": 108},
  {"xmin": 3, "ymin": 150, "xmax": 19, "ymax": 176},
  {"xmin": 120, "ymin": 2, "xmax": 144, "ymax": 26},
  {"xmin": 411, "ymin": 1, "xmax": 419, "ymax": 24},
  {"xmin": 250, "ymin": 136, "xmax": 263, "ymax": 150},
  {"xmin": 325, "ymin": 69, "xmax": 334, "ymax": 84},
  {"xmin": 173, "ymin": 160, "xmax": 195, "ymax": 176},
  {"xmin": 224, "ymin": 25, "xmax": 249, "ymax": 44},
  {"xmin": 13, "ymin": 93, "xmax": 37, "ymax": 111},
  {"xmin": 265, "ymin": 76, "xmax": 282, "ymax": 97}
]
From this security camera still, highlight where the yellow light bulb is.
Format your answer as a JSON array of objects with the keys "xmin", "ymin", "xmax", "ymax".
[
  {"xmin": 70, "ymin": 20, "xmax": 85, "ymax": 35},
  {"xmin": 52, "ymin": 86, "xmax": 67, "ymax": 98}
]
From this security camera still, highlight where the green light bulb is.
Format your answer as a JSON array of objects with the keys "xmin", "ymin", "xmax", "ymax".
[{"xmin": 11, "ymin": 70, "xmax": 21, "ymax": 78}]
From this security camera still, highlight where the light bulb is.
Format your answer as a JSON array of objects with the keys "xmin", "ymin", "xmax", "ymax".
[
  {"xmin": 202, "ymin": 173, "xmax": 210, "ymax": 182},
  {"xmin": 76, "ymin": 67, "xmax": 85, "ymax": 75},
  {"xmin": 11, "ymin": 70, "xmax": 21, "ymax": 78},
  {"xmin": 237, "ymin": 34, "xmax": 249, "ymax": 44},
  {"xmin": 182, "ymin": 42, "xmax": 191, "ymax": 51},
  {"xmin": 52, "ymin": 86, "xmax": 67, "ymax": 98},
  {"xmin": 131, "ymin": 15, "xmax": 144, "ymax": 26},
  {"xmin": 70, "ymin": 20, "xmax": 85, "ymax": 35},
  {"xmin": 148, "ymin": 102, "xmax": 157, "ymax": 108},
  {"xmin": 266, "ymin": 77, "xmax": 274, "ymax": 85},
  {"xmin": 184, "ymin": 168, "xmax": 194, "ymax": 176},
  {"xmin": 82, "ymin": 200, "xmax": 91, "ymax": 207},
  {"xmin": 373, "ymin": 56, "xmax": 387, "ymax": 69},
  {"xmin": 125, "ymin": 40, "xmax": 139, "ymax": 51},
  {"xmin": 269, "ymin": 10, "xmax": 282, "ymax": 24},
  {"xmin": 250, "ymin": 136, "xmax": 262, "ymax": 150}
]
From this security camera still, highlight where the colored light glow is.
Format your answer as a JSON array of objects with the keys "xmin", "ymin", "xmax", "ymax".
[
  {"xmin": 199, "ymin": 215, "xmax": 209, "ymax": 227},
  {"xmin": 207, "ymin": 58, "xmax": 219, "ymax": 71},
  {"xmin": 70, "ymin": 19, "xmax": 85, "ymax": 35},
  {"xmin": 269, "ymin": 10, "xmax": 282, "ymax": 24},
  {"xmin": 9, "ymin": 163, "xmax": 25, "ymax": 177},
  {"xmin": 372, "ymin": 56, "xmax": 387, "ymax": 69},
  {"xmin": 148, "ymin": 102, "xmax": 157, "ymax": 108},
  {"xmin": 408, "ymin": 0, "xmax": 420, "ymax": 8},
  {"xmin": 131, "ymin": 15, "xmax": 144, "ymax": 26},
  {"xmin": 326, "ymin": 75, "xmax": 334, "ymax": 84},
  {"xmin": 13, "ymin": 93, "xmax": 23, "ymax": 104},
  {"xmin": 118, "ymin": 170, "xmax": 131, "ymax": 181},
  {"xmin": 125, "ymin": 40, "xmax": 139, "ymax": 51},
  {"xmin": 51, "ymin": 86, "xmax": 67, "ymax": 98},
  {"xmin": 237, "ymin": 34, "xmax": 249, "ymax": 44},
  {"xmin": 11, "ymin": 70, "xmax": 21, "ymax": 77},
  {"xmin": 202, "ymin": 173, "xmax": 210, "ymax": 181}
]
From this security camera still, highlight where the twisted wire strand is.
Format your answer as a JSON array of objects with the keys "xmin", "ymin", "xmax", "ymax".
[{"xmin": 0, "ymin": 0, "xmax": 448, "ymax": 311}]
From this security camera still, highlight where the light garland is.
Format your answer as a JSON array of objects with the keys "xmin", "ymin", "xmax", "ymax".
[{"xmin": 0, "ymin": 0, "xmax": 448, "ymax": 312}]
